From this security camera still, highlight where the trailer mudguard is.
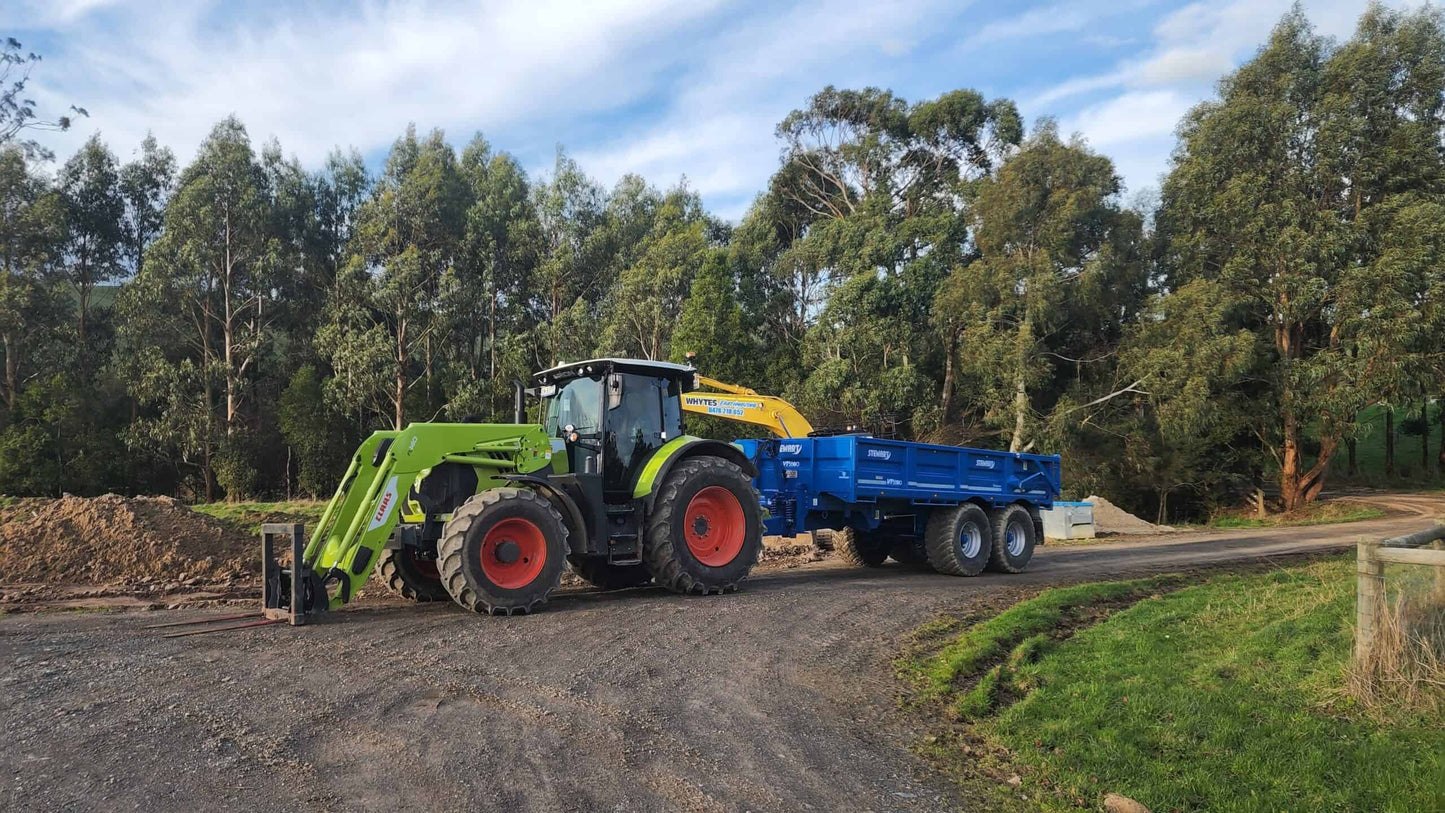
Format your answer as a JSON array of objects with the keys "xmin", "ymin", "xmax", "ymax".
[{"xmin": 632, "ymin": 435, "xmax": 759, "ymax": 505}]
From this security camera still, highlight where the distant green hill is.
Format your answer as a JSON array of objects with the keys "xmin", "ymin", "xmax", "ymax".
[{"xmin": 1328, "ymin": 402, "xmax": 1442, "ymax": 486}]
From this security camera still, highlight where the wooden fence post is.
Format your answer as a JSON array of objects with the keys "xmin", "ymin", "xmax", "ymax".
[{"xmin": 1356, "ymin": 541, "xmax": 1383, "ymax": 663}]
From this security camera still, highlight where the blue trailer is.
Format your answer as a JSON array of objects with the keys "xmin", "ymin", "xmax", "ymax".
[{"xmin": 737, "ymin": 435, "xmax": 1062, "ymax": 575}]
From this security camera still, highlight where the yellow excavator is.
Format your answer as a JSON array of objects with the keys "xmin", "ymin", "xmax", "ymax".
[{"xmin": 680, "ymin": 374, "xmax": 813, "ymax": 438}]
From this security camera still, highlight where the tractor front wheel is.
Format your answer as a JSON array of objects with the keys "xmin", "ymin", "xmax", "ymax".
[
  {"xmin": 437, "ymin": 488, "xmax": 568, "ymax": 615},
  {"xmin": 376, "ymin": 545, "xmax": 450, "ymax": 602},
  {"xmin": 645, "ymin": 457, "xmax": 762, "ymax": 595}
]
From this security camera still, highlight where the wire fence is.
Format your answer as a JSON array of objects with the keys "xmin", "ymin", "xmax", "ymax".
[{"xmin": 1354, "ymin": 527, "xmax": 1445, "ymax": 714}]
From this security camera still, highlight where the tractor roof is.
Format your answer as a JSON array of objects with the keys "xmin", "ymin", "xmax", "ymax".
[{"xmin": 533, "ymin": 358, "xmax": 697, "ymax": 389}]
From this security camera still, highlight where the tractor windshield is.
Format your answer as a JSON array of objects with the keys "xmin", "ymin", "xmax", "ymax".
[{"xmin": 544, "ymin": 376, "xmax": 602, "ymax": 437}]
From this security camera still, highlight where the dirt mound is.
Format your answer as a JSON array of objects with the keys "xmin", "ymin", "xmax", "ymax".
[
  {"xmin": 0, "ymin": 495, "xmax": 257, "ymax": 586},
  {"xmin": 1084, "ymin": 495, "xmax": 1175, "ymax": 535}
]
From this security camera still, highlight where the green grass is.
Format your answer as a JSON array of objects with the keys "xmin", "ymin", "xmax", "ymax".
[
  {"xmin": 903, "ymin": 557, "xmax": 1445, "ymax": 812},
  {"xmin": 190, "ymin": 500, "xmax": 327, "ymax": 535},
  {"xmin": 1204, "ymin": 500, "xmax": 1386, "ymax": 529},
  {"xmin": 904, "ymin": 576, "xmax": 1182, "ymax": 704}
]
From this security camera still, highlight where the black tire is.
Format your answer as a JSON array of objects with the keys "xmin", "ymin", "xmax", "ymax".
[
  {"xmin": 569, "ymin": 557, "xmax": 653, "ymax": 590},
  {"xmin": 644, "ymin": 457, "xmax": 763, "ymax": 595},
  {"xmin": 437, "ymin": 488, "xmax": 568, "ymax": 615},
  {"xmin": 375, "ymin": 545, "xmax": 450, "ymax": 602},
  {"xmin": 834, "ymin": 527, "xmax": 890, "ymax": 567},
  {"xmin": 988, "ymin": 504, "xmax": 1037, "ymax": 573},
  {"xmin": 811, "ymin": 529, "xmax": 835, "ymax": 551},
  {"xmin": 925, "ymin": 503, "xmax": 992, "ymax": 576}
]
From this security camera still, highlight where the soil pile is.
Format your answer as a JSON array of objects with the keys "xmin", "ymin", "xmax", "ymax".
[
  {"xmin": 1085, "ymin": 495, "xmax": 1175, "ymax": 535},
  {"xmin": 0, "ymin": 495, "xmax": 258, "ymax": 585}
]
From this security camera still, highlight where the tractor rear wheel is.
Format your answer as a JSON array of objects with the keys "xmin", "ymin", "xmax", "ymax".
[
  {"xmin": 569, "ymin": 557, "xmax": 652, "ymax": 590},
  {"xmin": 437, "ymin": 488, "xmax": 568, "ymax": 615},
  {"xmin": 833, "ymin": 527, "xmax": 890, "ymax": 567},
  {"xmin": 376, "ymin": 545, "xmax": 450, "ymax": 602},
  {"xmin": 644, "ymin": 457, "xmax": 763, "ymax": 595},
  {"xmin": 925, "ymin": 503, "xmax": 993, "ymax": 576}
]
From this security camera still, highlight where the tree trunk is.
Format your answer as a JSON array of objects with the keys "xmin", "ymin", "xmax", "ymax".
[
  {"xmin": 1421, "ymin": 401, "xmax": 1430, "ymax": 475},
  {"xmin": 940, "ymin": 332, "xmax": 957, "ymax": 425},
  {"xmin": 394, "ymin": 312, "xmax": 408, "ymax": 430},
  {"xmin": 202, "ymin": 438, "xmax": 215, "ymax": 502},
  {"xmin": 1347, "ymin": 438, "xmax": 1357, "ymax": 476},
  {"xmin": 1, "ymin": 331, "xmax": 16, "ymax": 410},
  {"xmin": 1438, "ymin": 397, "xmax": 1444, "ymax": 471},
  {"xmin": 1156, "ymin": 488, "xmax": 1169, "ymax": 525},
  {"xmin": 1279, "ymin": 404, "xmax": 1337, "ymax": 510},
  {"xmin": 1385, "ymin": 406, "xmax": 1395, "ymax": 477},
  {"xmin": 1008, "ymin": 318, "xmax": 1030, "ymax": 454}
]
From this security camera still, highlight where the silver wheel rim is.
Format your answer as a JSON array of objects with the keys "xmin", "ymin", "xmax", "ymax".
[
  {"xmin": 959, "ymin": 521, "xmax": 982, "ymax": 559},
  {"xmin": 1006, "ymin": 522, "xmax": 1026, "ymax": 556}
]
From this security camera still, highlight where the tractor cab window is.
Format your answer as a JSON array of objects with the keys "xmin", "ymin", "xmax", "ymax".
[
  {"xmin": 603, "ymin": 373, "xmax": 666, "ymax": 496},
  {"xmin": 544, "ymin": 376, "xmax": 602, "ymax": 438}
]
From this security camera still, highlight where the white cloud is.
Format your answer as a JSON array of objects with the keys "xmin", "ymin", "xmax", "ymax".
[
  {"xmin": 1061, "ymin": 89, "xmax": 1191, "ymax": 150},
  {"xmin": 24, "ymin": 0, "xmax": 732, "ymax": 168},
  {"xmin": 575, "ymin": 0, "xmax": 970, "ymax": 219}
]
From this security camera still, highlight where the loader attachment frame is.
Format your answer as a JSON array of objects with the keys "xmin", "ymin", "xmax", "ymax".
[{"xmin": 270, "ymin": 423, "xmax": 557, "ymax": 614}]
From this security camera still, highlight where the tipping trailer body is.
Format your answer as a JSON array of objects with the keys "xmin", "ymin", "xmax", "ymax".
[{"xmin": 736, "ymin": 435, "xmax": 1062, "ymax": 538}]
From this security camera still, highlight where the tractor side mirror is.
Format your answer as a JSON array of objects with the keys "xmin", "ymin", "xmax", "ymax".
[{"xmin": 606, "ymin": 373, "xmax": 624, "ymax": 411}]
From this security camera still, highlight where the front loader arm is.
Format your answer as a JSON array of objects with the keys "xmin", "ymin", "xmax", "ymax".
[{"xmin": 302, "ymin": 423, "xmax": 555, "ymax": 610}]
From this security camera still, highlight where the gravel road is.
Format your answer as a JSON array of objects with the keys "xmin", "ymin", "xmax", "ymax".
[{"xmin": 2, "ymin": 493, "xmax": 1438, "ymax": 813}]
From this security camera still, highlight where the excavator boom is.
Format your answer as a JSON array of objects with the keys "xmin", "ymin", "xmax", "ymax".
[{"xmin": 681, "ymin": 375, "xmax": 814, "ymax": 438}]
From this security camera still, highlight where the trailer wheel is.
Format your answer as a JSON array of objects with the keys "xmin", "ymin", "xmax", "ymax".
[
  {"xmin": 988, "ymin": 504, "xmax": 1036, "ymax": 573},
  {"xmin": 645, "ymin": 456, "xmax": 763, "ymax": 595},
  {"xmin": 376, "ymin": 545, "xmax": 450, "ymax": 602},
  {"xmin": 569, "ymin": 557, "xmax": 652, "ymax": 590},
  {"xmin": 437, "ymin": 488, "xmax": 568, "ymax": 615},
  {"xmin": 833, "ymin": 527, "xmax": 890, "ymax": 567},
  {"xmin": 925, "ymin": 504, "xmax": 992, "ymax": 576}
]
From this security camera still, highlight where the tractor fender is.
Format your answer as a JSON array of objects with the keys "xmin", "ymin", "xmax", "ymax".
[
  {"xmin": 499, "ymin": 474, "xmax": 589, "ymax": 556},
  {"xmin": 633, "ymin": 436, "xmax": 760, "ymax": 509}
]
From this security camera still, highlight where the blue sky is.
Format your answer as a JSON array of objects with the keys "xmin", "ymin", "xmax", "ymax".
[{"xmin": 12, "ymin": 0, "xmax": 1420, "ymax": 221}]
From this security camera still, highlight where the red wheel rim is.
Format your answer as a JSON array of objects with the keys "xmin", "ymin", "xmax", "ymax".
[
  {"xmin": 683, "ymin": 486, "xmax": 746, "ymax": 567},
  {"xmin": 479, "ymin": 518, "xmax": 547, "ymax": 589},
  {"xmin": 407, "ymin": 548, "xmax": 438, "ymax": 578}
]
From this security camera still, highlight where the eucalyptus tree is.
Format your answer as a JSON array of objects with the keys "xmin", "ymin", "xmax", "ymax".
[
  {"xmin": 1157, "ymin": 6, "xmax": 1445, "ymax": 508},
  {"xmin": 120, "ymin": 118, "xmax": 280, "ymax": 498},
  {"xmin": 940, "ymin": 123, "xmax": 1146, "ymax": 452},
  {"xmin": 320, "ymin": 126, "xmax": 466, "ymax": 429},
  {"xmin": 0, "ymin": 146, "xmax": 64, "ymax": 410},
  {"xmin": 118, "ymin": 133, "xmax": 176, "ymax": 275},
  {"xmin": 763, "ymin": 85, "xmax": 1023, "ymax": 432},
  {"xmin": 58, "ymin": 134, "xmax": 124, "ymax": 364}
]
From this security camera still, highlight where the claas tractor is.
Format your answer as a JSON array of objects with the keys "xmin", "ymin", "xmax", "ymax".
[{"xmin": 264, "ymin": 358, "xmax": 764, "ymax": 619}]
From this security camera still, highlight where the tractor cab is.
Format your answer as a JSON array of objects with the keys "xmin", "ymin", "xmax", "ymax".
[{"xmin": 533, "ymin": 358, "xmax": 694, "ymax": 503}]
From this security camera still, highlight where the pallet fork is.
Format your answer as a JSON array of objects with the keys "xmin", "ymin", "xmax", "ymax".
[
  {"xmin": 261, "ymin": 522, "xmax": 326, "ymax": 626},
  {"xmin": 148, "ymin": 523, "xmax": 325, "ymax": 638}
]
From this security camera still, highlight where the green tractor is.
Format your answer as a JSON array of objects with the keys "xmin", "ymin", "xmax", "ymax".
[{"xmin": 265, "ymin": 358, "xmax": 764, "ymax": 619}]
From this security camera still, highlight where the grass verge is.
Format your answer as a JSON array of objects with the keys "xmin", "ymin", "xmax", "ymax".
[
  {"xmin": 899, "ymin": 556, "xmax": 1445, "ymax": 812},
  {"xmin": 1204, "ymin": 499, "xmax": 1385, "ymax": 529},
  {"xmin": 191, "ymin": 500, "xmax": 327, "ymax": 535}
]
